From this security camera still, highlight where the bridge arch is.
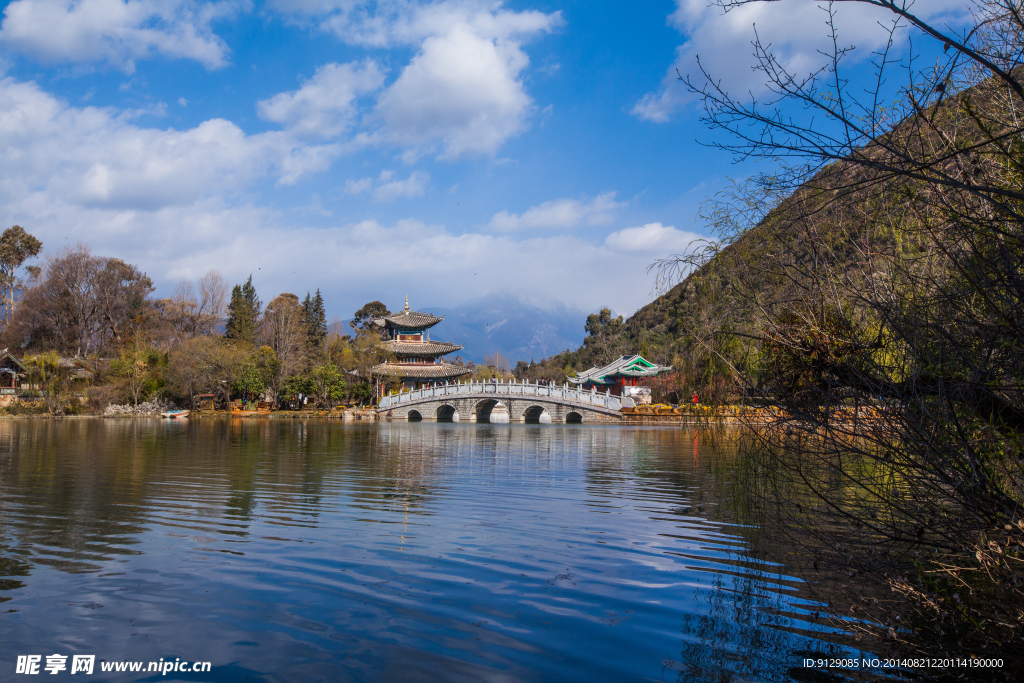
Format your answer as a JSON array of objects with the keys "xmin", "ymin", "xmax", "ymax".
[
  {"xmin": 565, "ymin": 411, "xmax": 583, "ymax": 424},
  {"xmin": 436, "ymin": 404, "xmax": 459, "ymax": 422},
  {"xmin": 408, "ymin": 410, "xmax": 422, "ymax": 422},
  {"xmin": 473, "ymin": 399, "xmax": 510, "ymax": 423},
  {"xmin": 473, "ymin": 399, "xmax": 497, "ymax": 423},
  {"xmin": 523, "ymin": 405, "xmax": 551, "ymax": 424}
]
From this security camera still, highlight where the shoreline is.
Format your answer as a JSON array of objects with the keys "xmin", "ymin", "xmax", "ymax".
[
  {"xmin": 0, "ymin": 410, "xmax": 751, "ymax": 425},
  {"xmin": 0, "ymin": 409, "xmax": 381, "ymax": 421}
]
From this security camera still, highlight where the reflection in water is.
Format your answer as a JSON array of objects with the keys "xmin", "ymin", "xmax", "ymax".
[{"xmin": 0, "ymin": 420, "xmax": 871, "ymax": 682}]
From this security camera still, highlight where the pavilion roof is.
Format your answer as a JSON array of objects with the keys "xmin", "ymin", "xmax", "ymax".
[
  {"xmin": 568, "ymin": 354, "xmax": 672, "ymax": 385},
  {"xmin": 0, "ymin": 349, "xmax": 26, "ymax": 374},
  {"xmin": 375, "ymin": 296, "xmax": 443, "ymax": 329},
  {"xmin": 372, "ymin": 361, "xmax": 472, "ymax": 379},
  {"xmin": 383, "ymin": 340, "xmax": 463, "ymax": 356}
]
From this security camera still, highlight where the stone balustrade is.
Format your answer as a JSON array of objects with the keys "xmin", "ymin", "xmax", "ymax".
[{"xmin": 377, "ymin": 378, "xmax": 632, "ymax": 423}]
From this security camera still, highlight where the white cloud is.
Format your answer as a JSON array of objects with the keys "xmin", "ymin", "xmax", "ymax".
[
  {"xmin": 373, "ymin": 23, "xmax": 531, "ymax": 158},
  {"xmin": 604, "ymin": 222, "xmax": 700, "ymax": 255},
  {"xmin": 0, "ymin": 76, "xmax": 335, "ymax": 213},
  {"xmin": 0, "ymin": 55, "xmax": 686, "ymax": 324},
  {"xmin": 344, "ymin": 169, "xmax": 429, "ymax": 202},
  {"xmin": 0, "ymin": 70, "xmax": 682, "ymax": 316},
  {"xmin": 266, "ymin": 0, "xmax": 398, "ymax": 47},
  {"xmin": 141, "ymin": 215, "xmax": 688, "ymax": 317},
  {"xmin": 270, "ymin": 0, "xmax": 557, "ymax": 48},
  {"xmin": 0, "ymin": 0, "xmax": 240, "ymax": 71},
  {"xmin": 344, "ymin": 176, "xmax": 373, "ymax": 195},
  {"xmin": 3, "ymin": 194, "xmax": 694, "ymax": 320},
  {"xmin": 487, "ymin": 192, "xmax": 625, "ymax": 232},
  {"xmin": 269, "ymin": 1, "xmax": 561, "ymax": 158},
  {"xmin": 257, "ymin": 60, "xmax": 385, "ymax": 138},
  {"xmin": 634, "ymin": 0, "xmax": 972, "ymax": 122}
]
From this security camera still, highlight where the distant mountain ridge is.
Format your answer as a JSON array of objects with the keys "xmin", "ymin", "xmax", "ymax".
[
  {"xmin": 340, "ymin": 296, "xmax": 590, "ymax": 365},
  {"xmin": 430, "ymin": 295, "xmax": 587, "ymax": 365}
]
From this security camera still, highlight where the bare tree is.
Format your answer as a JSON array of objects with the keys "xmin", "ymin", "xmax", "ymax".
[
  {"xmin": 483, "ymin": 351, "xmax": 511, "ymax": 374},
  {"xmin": 258, "ymin": 293, "xmax": 307, "ymax": 388},
  {"xmin": 655, "ymin": 0, "xmax": 1024, "ymax": 662},
  {"xmin": 171, "ymin": 279, "xmax": 199, "ymax": 336},
  {"xmin": 8, "ymin": 244, "xmax": 153, "ymax": 356},
  {"xmin": 197, "ymin": 269, "xmax": 227, "ymax": 333},
  {"xmin": 168, "ymin": 270, "xmax": 228, "ymax": 339},
  {"xmin": 94, "ymin": 257, "xmax": 153, "ymax": 349}
]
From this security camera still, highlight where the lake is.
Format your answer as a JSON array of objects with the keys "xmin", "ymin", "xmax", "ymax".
[{"xmin": 0, "ymin": 418, "xmax": 871, "ymax": 682}]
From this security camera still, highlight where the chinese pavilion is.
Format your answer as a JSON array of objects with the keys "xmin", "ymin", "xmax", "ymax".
[
  {"xmin": 372, "ymin": 297, "xmax": 472, "ymax": 391},
  {"xmin": 568, "ymin": 354, "xmax": 672, "ymax": 400},
  {"xmin": 0, "ymin": 349, "xmax": 25, "ymax": 398}
]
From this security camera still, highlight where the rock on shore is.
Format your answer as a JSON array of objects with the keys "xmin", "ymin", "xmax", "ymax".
[{"xmin": 103, "ymin": 401, "xmax": 174, "ymax": 416}]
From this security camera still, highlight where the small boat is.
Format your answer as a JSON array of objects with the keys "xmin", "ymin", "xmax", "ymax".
[{"xmin": 161, "ymin": 410, "xmax": 190, "ymax": 419}]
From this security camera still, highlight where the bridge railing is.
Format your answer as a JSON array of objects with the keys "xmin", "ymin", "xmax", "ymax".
[{"xmin": 377, "ymin": 378, "xmax": 632, "ymax": 412}]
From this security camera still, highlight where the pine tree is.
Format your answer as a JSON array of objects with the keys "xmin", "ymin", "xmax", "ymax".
[
  {"xmin": 0, "ymin": 225, "xmax": 42, "ymax": 325},
  {"xmin": 225, "ymin": 275, "xmax": 260, "ymax": 344},
  {"xmin": 301, "ymin": 292, "xmax": 312, "ymax": 332},
  {"xmin": 311, "ymin": 289, "xmax": 327, "ymax": 348},
  {"xmin": 350, "ymin": 300, "xmax": 390, "ymax": 331},
  {"xmin": 301, "ymin": 292, "xmax": 313, "ymax": 350},
  {"xmin": 301, "ymin": 289, "xmax": 327, "ymax": 355}
]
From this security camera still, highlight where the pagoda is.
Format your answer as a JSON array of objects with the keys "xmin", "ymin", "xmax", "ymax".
[{"xmin": 372, "ymin": 297, "xmax": 472, "ymax": 391}]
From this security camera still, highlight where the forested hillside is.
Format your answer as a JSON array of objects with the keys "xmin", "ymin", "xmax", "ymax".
[{"xmin": 538, "ymin": 173, "xmax": 865, "ymax": 404}]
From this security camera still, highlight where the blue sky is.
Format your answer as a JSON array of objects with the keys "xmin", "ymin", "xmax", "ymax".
[{"xmin": 0, "ymin": 0, "xmax": 970, "ymax": 322}]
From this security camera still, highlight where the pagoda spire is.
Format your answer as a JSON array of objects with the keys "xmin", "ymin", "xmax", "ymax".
[{"xmin": 404, "ymin": 294, "xmax": 409, "ymax": 311}]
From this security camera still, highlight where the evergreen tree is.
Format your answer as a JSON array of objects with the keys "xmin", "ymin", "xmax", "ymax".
[
  {"xmin": 302, "ymin": 289, "xmax": 327, "ymax": 354},
  {"xmin": 312, "ymin": 289, "xmax": 326, "ymax": 345},
  {"xmin": 350, "ymin": 301, "xmax": 390, "ymax": 331},
  {"xmin": 225, "ymin": 275, "xmax": 260, "ymax": 344},
  {"xmin": 301, "ymin": 292, "xmax": 311, "ymax": 331},
  {"xmin": 0, "ymin": 225, "xmax": 42, "ymax": 325}
]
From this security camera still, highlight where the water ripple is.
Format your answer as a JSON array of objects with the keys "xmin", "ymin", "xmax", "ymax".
[{"xmin": 0, "ymin": 419, "xmax": 871, "ymax": 682}]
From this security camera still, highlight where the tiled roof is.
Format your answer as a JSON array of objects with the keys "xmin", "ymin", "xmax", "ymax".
[
  {"xmin": 568, "ymin": 354, "xmax": 672, "ymax": 384},
  {"xmin": 375, "ymin": 297, "xmax": 443, "ymax": 329},
  {"xmin": 379, "ymin": 309, "xmax": 443, "ymax": 329},
  {"xmin": 0, "ymin": 349, "xmax": 26, "ymax": 372},
  {"xmin": 372, "ymin": 362, "xmax": 472, "ymax": 379},
  {"xmin": 384, "ymin": 340, "xmax": 463, "ymax": 355}
]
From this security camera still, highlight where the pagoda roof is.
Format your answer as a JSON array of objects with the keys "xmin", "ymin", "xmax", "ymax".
[
  {"xmin": 376, "ymin": 296, "xmax": 443, "ymax": 329},
  {"xmin": 373, "ymin": 362, "xmax": 472, "ymax": 379},
  {"xmin": 568, "ymin": 354, "xmax": 672, "ymax": 385},
  {"xmin": 383, "ymin": 340, "xmax": 463, "ymax": 356}
]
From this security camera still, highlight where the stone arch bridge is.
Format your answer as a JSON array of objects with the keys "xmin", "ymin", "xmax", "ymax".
[{"xmin": 377, "ymin": 379, "xmax": 629, "ymax": 423}]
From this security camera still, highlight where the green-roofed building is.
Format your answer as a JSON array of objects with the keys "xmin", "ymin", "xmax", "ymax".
[
  {"xmin": 0, "ymin": 349, "xmax": 25, "ymax": 396},
  {"xmin": 568, "ymin": 354, "xmax": 672, "ymax": 402}
]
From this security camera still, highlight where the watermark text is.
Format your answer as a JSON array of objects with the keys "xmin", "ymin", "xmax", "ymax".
[{"xmin": 16, "ymin": 655, "xmax": 211, "ymax": 675}]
